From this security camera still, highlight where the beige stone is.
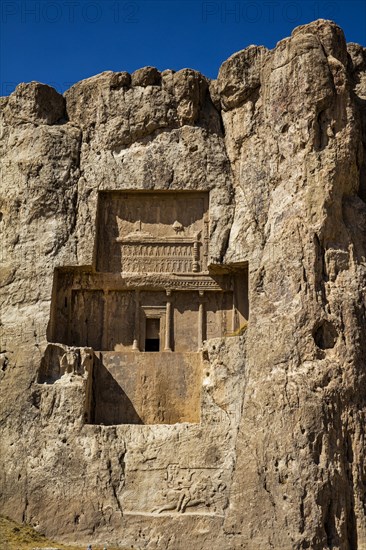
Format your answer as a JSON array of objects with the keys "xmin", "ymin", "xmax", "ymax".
[
  {"xmin": 131, "ymin": 66, "xmax": 161, "ymax": 87},
  {"xmin": 0, "ymin": 19, "xmax": 366, "ymax": 550},
  {"xmin": 4, "ymin": 81, "xmax": 66, "ymax": 125}
]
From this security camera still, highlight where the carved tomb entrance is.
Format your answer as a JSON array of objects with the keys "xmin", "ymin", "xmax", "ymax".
[{"xmin": 47, "ymin": 191, "xmax": 248, "ymax": 424}]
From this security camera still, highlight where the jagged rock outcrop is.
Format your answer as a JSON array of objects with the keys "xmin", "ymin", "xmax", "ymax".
[{"xmin": 0, "ymin": 20, "xmax": 365, "ymax": 550}]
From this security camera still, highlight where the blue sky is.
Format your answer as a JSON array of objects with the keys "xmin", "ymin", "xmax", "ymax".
[{"xmin": 1, "ymin": 0, "xmax": 366, "ymax": 96}]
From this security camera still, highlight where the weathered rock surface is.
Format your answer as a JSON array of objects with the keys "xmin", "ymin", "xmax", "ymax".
[{"xmin": 1, "ymin": 19, "xmax": 366, "ymax": 550}]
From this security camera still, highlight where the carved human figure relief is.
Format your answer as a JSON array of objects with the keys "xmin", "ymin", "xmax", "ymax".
[{"xmin": 152, "ymin": 466, "xmax": 228, "ymax": 515}]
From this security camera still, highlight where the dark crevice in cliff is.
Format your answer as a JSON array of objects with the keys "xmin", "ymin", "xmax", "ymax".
[
  {"xmin": 313, "ymin": 234, "xmax": 328, "ymax": 307},
  {"xmin": 107, "ymin": 454, "xmax": 125, "ymax": 516},
  {"xmin": 209, "ymin": 95, "xmax": 225, "ymax": 136},
  {"xmin": 22, "ymin": 469, "xmax": 29, "ymax": 525},
  {"xmin": 313, "ymin": 320, "xmax": 338, "ymax": 350},
  {"xmin": 314, "ymin": 108, "xmax": 330, "ymax": 151},
  {"xmin": 358, "ymin": 151, "xmax": 366, "ymax": 203},
  {"xmin": 356, "ymin": 98, "xmax": 366, "ymax": 203},
  {"xmin": 348, "ymin": 44, "xmax": 366, "ymax": 202},
  {"xmin": 323, "ymin": 500, "xmax": 336, "ymax": 549},
  {"xmin": 67, "ymin": 129, "xmax": 82, "ymax": 245},
  {"xmin": 299, "ymin": 490, "xmax": 306, "ymax": 535},
  {"xmin": 200, "ymin": 87, "xmax": 224, "ymax": 136},
  {"xmin": 69, "ymin": 185, "xmax": 79, "ymax": 238}
]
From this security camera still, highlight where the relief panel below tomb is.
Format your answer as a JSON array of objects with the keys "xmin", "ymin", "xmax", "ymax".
[{"xmin": 122, "ymin": 465, "xmax": 228, "ymax": 517}]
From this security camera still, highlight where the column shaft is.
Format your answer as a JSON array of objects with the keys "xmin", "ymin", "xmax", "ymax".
[
  {"xmin": 165, "ymin": 300, "xmax": 172, "ymax": 351},
  {"xmin": 102, "ymin": 290, "xmax": 109, "ymax": 351},
  {"xmin": 132, "ymin": 290, "xmax": 140, "ymax": 350},
  {"xmin": 165, "ymin": 290, "xmax": 172, "ymax": 351},
  {"xmin": 198, "ymin": 291, "xmax": 205, "ymax": 350}
]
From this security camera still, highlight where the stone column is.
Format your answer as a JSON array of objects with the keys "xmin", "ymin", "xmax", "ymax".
[
  {"xmin": 165, "ymin": 289, "xmax": 172, "ymax": 351},
  {"xmin": 102, "ymin": 290, "xmax": 109, "ymax": 350},
  {"xmin": 198, "ymin": 290, "xmax": 205, "ymax": 350},
  {"xmin": 132, "ymin": 290, "xmax": 140, "ymax": 351}
]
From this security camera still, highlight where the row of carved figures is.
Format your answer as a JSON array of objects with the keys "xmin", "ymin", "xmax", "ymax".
[
  {"xmin": 122, "ymin": 243, "xmax": 196, "ymax": 257},
  {"xmin": 122, "ymin": 258, "xmax": 198, "ymax": 273}
]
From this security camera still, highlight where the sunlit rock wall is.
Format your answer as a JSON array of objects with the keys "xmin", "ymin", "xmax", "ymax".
[{"xmin": 0, "ymin": 19, "xmax": 366, "ymax": 550}]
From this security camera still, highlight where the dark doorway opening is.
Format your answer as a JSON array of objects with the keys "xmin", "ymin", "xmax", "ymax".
[
  {"xmin": 145, "ymin": 339, "xmax": 160, "ymax": 351},
  {"xmin": 145, "ymin": 318, "xmax": 160, "ymax": 352}
]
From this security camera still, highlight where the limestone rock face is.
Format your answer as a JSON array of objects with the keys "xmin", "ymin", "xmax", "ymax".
[
  {"xmin": 4, "ymin": 81, "xmax": 66, "ymax": 125},
  {"xmin": 1, "ymin": 19, "xmax": 366, "ymax": 550}
]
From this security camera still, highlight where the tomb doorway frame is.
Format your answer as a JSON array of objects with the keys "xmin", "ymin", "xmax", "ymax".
[{"xmin": 140, "ymin": 306, "xmax": 167, "ymax": 352}]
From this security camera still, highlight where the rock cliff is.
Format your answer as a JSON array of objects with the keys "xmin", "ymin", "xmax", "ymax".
[{"xmin": 1, "ymin": 19, "xmax": 366, "ymax": 550}]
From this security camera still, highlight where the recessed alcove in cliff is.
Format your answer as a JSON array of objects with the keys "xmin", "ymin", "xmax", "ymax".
[{"xmin": 47, "ymin": 191, "xmax": 248, "ymax": 425}]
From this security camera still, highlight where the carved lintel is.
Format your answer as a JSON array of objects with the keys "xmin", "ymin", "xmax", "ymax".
[
  {"xmin": 117, "ymin": 236, "xmax": 197, "ymax": 244},
  {"xmin": 71, "ymin": 275, "xmax": 230, "ymax": 292}
]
